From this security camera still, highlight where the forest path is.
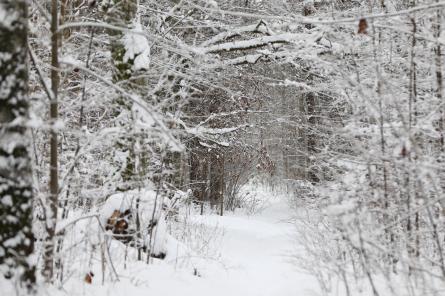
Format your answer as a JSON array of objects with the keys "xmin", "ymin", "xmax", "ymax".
[
  {"xmin": 55, "ymin": 192, "xmax": 324, "ymax": 296},
  {"xmin": 53, "ymin": 192, "xmax": 322, "ymax": 296},
  {"xmin": 185, "ymin": 195, "xmax": 323, "ymax": 296}
]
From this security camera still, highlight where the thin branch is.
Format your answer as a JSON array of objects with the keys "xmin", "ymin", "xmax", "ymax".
[
  {"xmin": 59, "ymin": 59, "xmax": 183, "ymax": 151},
  {"xmin": 28, "ymin": 44, "xmax": 55, "ymax": 101},
  {"xmin": 187, "ymin": 0, "xmax": 445, "ymax": 24}
]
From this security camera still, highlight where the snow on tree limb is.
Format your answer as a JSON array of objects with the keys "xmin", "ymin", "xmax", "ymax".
[
  {"xmin": 59, "ymin": 58, "xmax": 183, "ymax": 152},
  {"xmin": 201, "ymin": 33, "xmax": 307, "ymax": 54},
  {"xmin": 188, "ymin": 0, "xmax": 445, "ymax": 24},
  {"xmin": 200, "ymin": 20, "xmax": 274, "ymax": 47}
]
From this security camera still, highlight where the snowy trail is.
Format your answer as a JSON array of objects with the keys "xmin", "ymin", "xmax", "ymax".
[
  {"xmin": 54, "ymin": 195, "xmax": 323, "ymax": 296},
  {"xmin": 179, "ymin": 197, "xmax": 323, "ymax": 296}
]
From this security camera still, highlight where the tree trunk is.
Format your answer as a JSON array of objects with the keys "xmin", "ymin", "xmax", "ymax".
[
  {"xmin": 0, "ymin": 0, "xmax": 36, "ymax": 290},
  {"xmin": 43, "ymin": 0, "xmax": 60, "ymax": 283},
  {"xmin": 210, "ymin": 152, "xmax": 224, "ymax": 209},
  {"xmin": 104, "ymin": 0, "xmax": 140, "ymax": 191},
  {"xmin": 435, "ymin": 9, "xmax": 444, "ymax": 150},
  {"xmin": 305, "ymin": 91, "xmax": 319, "ymax": 183}
]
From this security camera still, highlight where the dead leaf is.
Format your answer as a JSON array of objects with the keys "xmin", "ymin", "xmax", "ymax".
[
  {"xmin": 358, "ymin": 19, "xmax": 368, "ymax": 34},
  {"xmin": 84, "ymin": 272, "xmax": 94, "ymax": 284}
]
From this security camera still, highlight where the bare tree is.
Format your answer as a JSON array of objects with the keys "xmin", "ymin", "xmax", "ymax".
[{"xmin": 42, "ymin": 0, "xmax": 60, "ymax": 283}]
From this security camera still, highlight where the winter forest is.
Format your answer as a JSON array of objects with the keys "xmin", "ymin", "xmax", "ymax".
[{"xmin": 4, "ymin": 0, "xmax": 445, "ymax": 295}]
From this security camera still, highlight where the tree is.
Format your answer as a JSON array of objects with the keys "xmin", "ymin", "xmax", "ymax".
[
  {"xmin": 0, "ymin": 0, "xmax": 36, "ymax": 290},
  {"xmin": 42, "ymin": 0, "xmax": 60, "ymax": 282}
]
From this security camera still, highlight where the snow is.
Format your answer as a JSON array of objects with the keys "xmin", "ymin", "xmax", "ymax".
[
  {"xmin": 0, "ymin": 132, "xmax": 27, "ymax": 154},
  {"xmin": 123, "ymin": 22, "xmax": 151, "ymax": 71},
  {"xmin": 0, "ymin": 188, "xmax": 323, "ymax": 296},
  {"xmin": 1, "ymin": 195, "xmax": 12, "ymax": 207},
  {"xmin": 174, "ymin": 195, "xmax": 317, "ymax": 294},
  {"xmin": 200, "ymin": 21, "xmax": 272, "ymax": 47},
  {"xmin": 9, "ymin": 1, "xmax": 445, "ymax": 295},
  {"xmin": 99, "ymin": 188, "xmax": 169, "ymax": 255},
  {"xmin": 324, "ymin": 199, "xmax": 357, "ymax": 216},
  {"xmin": 0, "ymin": 5, "xmax": 18, "ymax": 29},
  {"xmin": 202, "ymin": 33, "xmax": 301, "ymax": 54},
  {"xmin": 88, "ymin": 192, "xmax": 320, "ymax": 296},
  {"xmin": 9, "ymin": 185, "xmax": 441, "ymax": 296},
  {"xmin": 182, "ymin": 201, "xmax": 322, "ymax": 296}
]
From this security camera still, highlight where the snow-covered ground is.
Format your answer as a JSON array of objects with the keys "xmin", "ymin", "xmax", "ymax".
[
  {"xmin": 183, "ymin": 197, "xmax": 322, "ymax": 296},
  {"xmin": 100, "ymin": 194, "xmax": 322, "ymax": 296},
  {"xmin": 3, "ymin": 190, "xmax": 323, "ymax": 296}
]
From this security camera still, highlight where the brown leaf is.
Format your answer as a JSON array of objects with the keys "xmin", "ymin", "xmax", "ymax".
[
  {"xmin": 401, "ymin": 146, "xmax": 408, "ymax": 158},
  {"xmin": 358, "ymin": 19, "xmax": 368, "ymax": 34},
  {"xmin": 84, "ymin": 272, "xmax": 94, "ymax": 284}
]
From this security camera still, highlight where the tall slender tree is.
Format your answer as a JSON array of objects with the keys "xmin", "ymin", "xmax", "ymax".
[
  {"xmin": 42, "ymin": 0, "xmax": 60, "ymax": 282},
  {"xmin": 0, "ymin": 0, "xmax": 36, "ymax": 290}
]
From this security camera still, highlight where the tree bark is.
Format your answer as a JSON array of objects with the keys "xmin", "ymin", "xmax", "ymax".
[
  {"xmin": 0, "ymin": 0, "xmax": 36, "ymax": 290},
  {"xmin": 43, "ymin": 0, "xmax": 60, "ymax": 283},
  {"xmin": 104, "ymin": 0, "xmax": 139, "ymax": 191}
]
